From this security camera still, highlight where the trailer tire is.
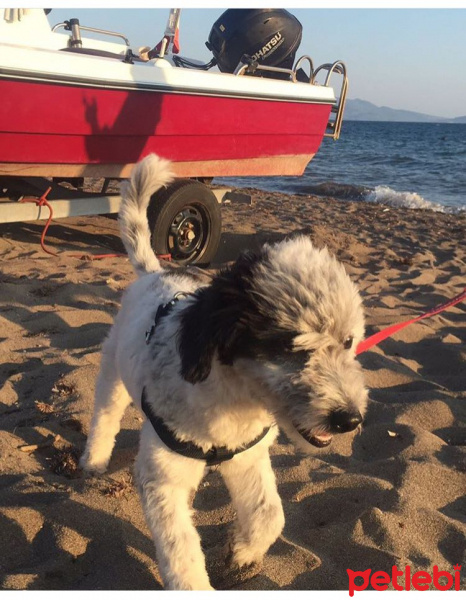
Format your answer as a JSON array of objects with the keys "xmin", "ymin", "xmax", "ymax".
[{"xmin": 147, "ymin": 179, "xmax": 222, "ymax": 266}]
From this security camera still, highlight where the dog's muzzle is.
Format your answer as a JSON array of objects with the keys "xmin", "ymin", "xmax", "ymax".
[{"xmin": 294, "ymin": 409, "xmax": 362, "ymax": 448}]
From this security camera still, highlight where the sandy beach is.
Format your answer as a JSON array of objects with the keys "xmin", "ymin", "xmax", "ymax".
[{"xmin": 0, "ymin": 187, "xmax": 465, "ymax": 590}]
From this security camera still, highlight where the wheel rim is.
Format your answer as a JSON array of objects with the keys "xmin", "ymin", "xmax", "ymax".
[{"xmin": 167, "ymin": 204, "xmax": 210, "ymax": 263}]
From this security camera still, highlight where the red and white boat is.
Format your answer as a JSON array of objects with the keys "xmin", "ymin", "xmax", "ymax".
[
  {"xmin": 0, "ymin": 8, "xmax": 347, "ymax": 263},
  {"xmin": 0, "ymin": 8, "xmax": 347, "ymax": 179}
]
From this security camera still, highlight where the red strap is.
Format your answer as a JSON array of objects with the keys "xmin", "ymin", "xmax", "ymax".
[
  {"xmin": 20, "ymin": 187, "xmax": 58, "ymax": 256},
  {"xmin": 356, "ymin": 287, "xmax": 466, "ymax": 355}
]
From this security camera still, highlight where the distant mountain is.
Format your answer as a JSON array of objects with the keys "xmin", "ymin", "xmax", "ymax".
[{"xmin": 344, "ymin": 99, "xmax": 464, "ymax": 123}]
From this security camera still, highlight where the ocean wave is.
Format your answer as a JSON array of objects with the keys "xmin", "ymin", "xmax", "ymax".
[
  {"xmin": 295, "ymin": 181, "xmax": 464, "ymax": 214},
  {"xmin": 365, "ymin": 185, "xmax": 465, "ymax": 214},
  {"xmin": 216, "ymin": 176, "xmax": 465, "ymax": 214}
]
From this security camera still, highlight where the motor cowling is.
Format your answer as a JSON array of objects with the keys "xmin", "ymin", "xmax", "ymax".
[{"xmin": 206, "ymin": 9, "xmax": 302, "ymax": 77}]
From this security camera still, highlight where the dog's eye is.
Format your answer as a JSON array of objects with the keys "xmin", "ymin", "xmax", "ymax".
[{"xmin": 343, "ymin": 336, "xmax": 353, "ymax": 350}]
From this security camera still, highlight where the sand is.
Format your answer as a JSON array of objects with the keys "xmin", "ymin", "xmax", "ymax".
[{"xmin": 0, "ymin": 187, "xmax": 465, "ymax": 591}]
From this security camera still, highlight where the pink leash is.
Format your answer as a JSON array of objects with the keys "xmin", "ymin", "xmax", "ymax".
[{"xmin": 356, "ymin": 287, "xmax": 466, "ymax": 355}]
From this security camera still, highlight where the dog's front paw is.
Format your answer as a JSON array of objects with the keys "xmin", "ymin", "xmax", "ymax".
[
  {"xmin": 79, "ymin": 452, "xmax": 108, "ymax": 474},
  {"xmin": 205, "ymin": 543, "xmax": 261, "ymax": 590},
  {"xmin": 227, "ymin": 547, "xmax": 263, "ymax": 573},
  {"xmin": 224, "ymin": 533, "xmax": 265, "ymax": 571},
  {"xmin": 227, "ymin": 555, "xmax": 262, "ymax": 579}
]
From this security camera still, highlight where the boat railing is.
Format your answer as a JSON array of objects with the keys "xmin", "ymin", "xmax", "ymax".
[
  {"xmin": 52, "ymin": 20, "xmax": 130, "ymax": 47},
  {"xmin": 234, "ymin": 61, "xmax": 297, "ymax": 82},
  {"xmin": 313, "ymin": 61, "xmax": 348, "ymax": 140},
  {"xmin": 294, "ymin": 55, "xmax": 315, "ymax": 81}
]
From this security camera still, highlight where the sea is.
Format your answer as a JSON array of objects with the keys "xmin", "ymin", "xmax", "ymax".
[{"xmin": 215, "ymin": 121, "xmax": 466, "ymax": 214}]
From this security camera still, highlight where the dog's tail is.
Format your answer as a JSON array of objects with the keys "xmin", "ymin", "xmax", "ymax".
[{"xmin": 119, "ymin": 154, "xmax": 174, "ymax": 275}]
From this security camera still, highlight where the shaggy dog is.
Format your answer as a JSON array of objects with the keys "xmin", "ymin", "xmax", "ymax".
[{"xmin": 80, "ymin": 154, "xmax": 368, "ymax": 590}]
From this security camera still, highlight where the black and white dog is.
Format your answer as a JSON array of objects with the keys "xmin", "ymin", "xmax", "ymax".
[{"xmin": 80, "ymin": 154, "xmax": 368, "ymax": 590}]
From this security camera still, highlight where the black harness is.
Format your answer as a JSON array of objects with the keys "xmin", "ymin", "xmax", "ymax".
[
  {"xmin": 141, "ymin": 293, "xmax": 271, "ymax": 466},
  {"xmin": 145, "ymin": 292, "xmax": 189, "ymax": 345},
  {"xmin": 141, "ymin": 388, "xmax": 270, "ymax": 466}
]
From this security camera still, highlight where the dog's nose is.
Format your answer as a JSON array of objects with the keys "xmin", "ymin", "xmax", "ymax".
[{"xmin": 329, "ymin": 409, "xmax": 362, "ymax": 433}]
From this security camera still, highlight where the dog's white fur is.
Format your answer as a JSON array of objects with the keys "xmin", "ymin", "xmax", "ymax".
[{"xmin": 80, "ymin": 154, "xmax": 368, "ymax": 590}]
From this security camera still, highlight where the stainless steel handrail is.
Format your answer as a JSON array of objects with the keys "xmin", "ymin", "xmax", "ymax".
[
  {"xmin": 313, "ymin": 60, "xmax": 346, "ymax": 86},
  {"xmin": 52, "ymin": 21, "xmax": 130, "ymax": 46},
  {"xmin": 294, "ymin": 55, "xmax": 314, "ymax": 82},
  {"xmin": 235, "ymin": 61, "xmax": 297, "ymax": 82},
  {"xmin": 52, "ymin": 22, "xmax": 68, "ymax": 32},
  {"xmin": 313, "ymin": 60, "xmax": 348, "ymax": 140}
]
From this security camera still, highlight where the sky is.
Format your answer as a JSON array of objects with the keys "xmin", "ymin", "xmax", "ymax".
[{"xmin": 46, "ymin": 7, "xmax": 466, "ymax": 118}]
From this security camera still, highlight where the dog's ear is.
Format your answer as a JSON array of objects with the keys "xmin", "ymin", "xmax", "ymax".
[{"xmin": 178, "ymin": 250, "xmax": 263, "ymax": 384}]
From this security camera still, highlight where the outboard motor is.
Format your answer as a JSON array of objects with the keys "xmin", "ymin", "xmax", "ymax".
[{"xmin": 206, "ymin": 9, "xmax": 302, "ymax": 77}]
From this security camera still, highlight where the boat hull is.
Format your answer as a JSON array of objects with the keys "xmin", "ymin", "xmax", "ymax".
[{"xmin": 0, "ymin": 77, "xmax": 331, "ymax": 178}]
